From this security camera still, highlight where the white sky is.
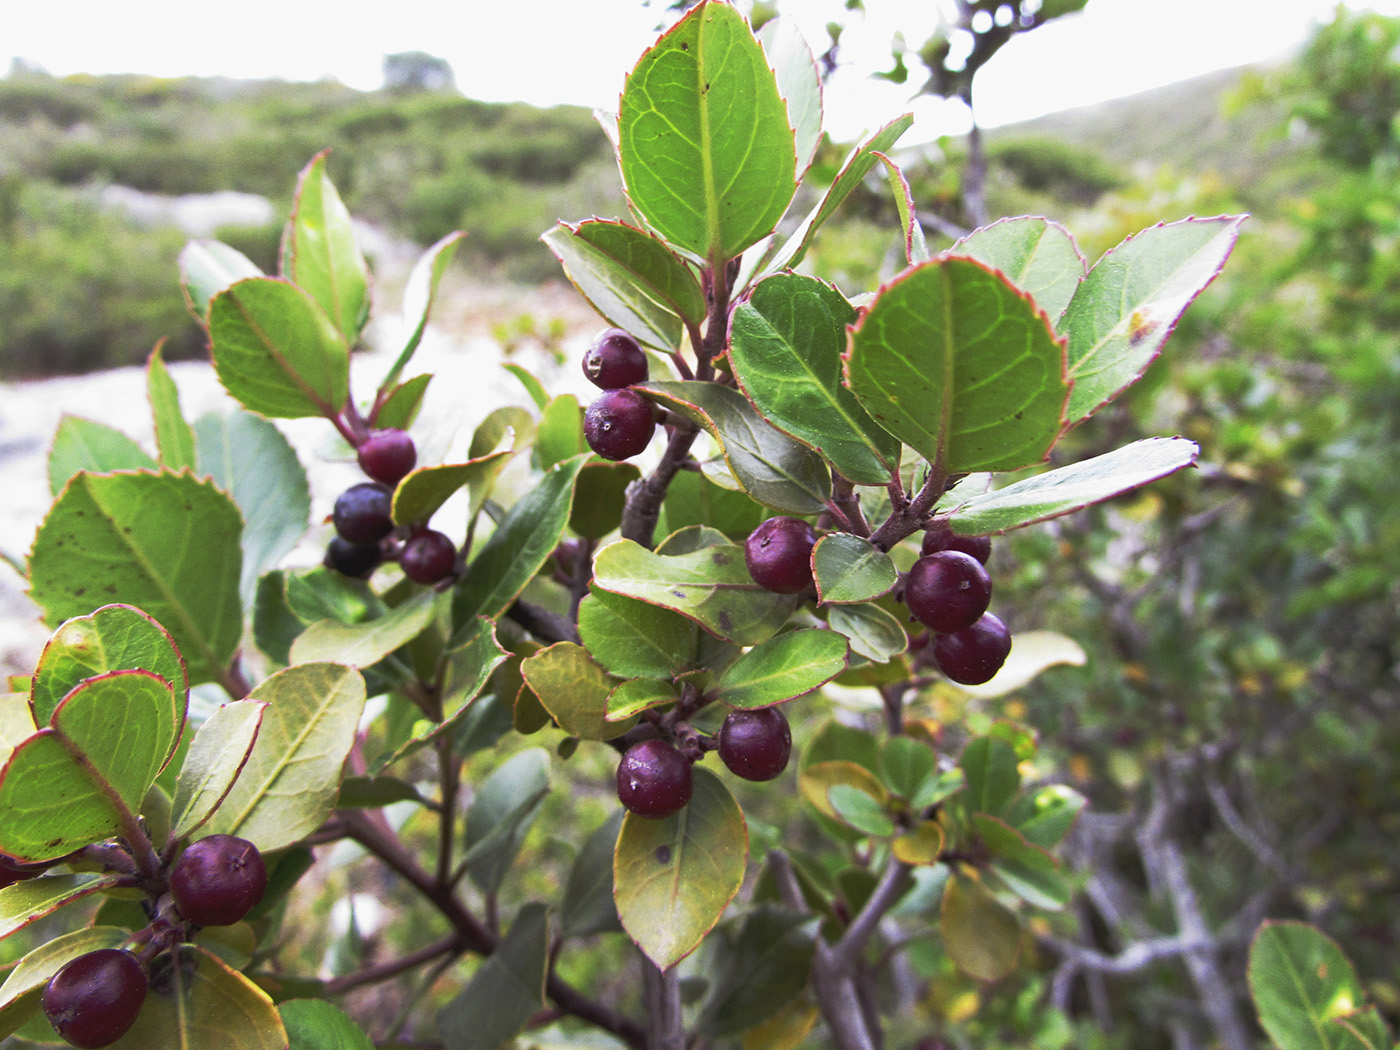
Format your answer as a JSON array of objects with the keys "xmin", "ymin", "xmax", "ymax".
[{"xmin": 7, "ymin": 0, "xmax": 1400, "ymax": 141}]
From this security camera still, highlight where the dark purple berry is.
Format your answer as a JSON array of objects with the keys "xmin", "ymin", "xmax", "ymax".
[
  {"xmin": 933, "ymin": 613, "xmax": 1012, "ymax": 685},
  {"xmin": 0, "ymin": 853, "xmax": 50, "ymax": 890},
  {"xmin": 616, "ymin": 740, "xmax": 693, "ymax": 819},
  {"xmin": 744, "ymin": 517, "xmax": 819, "ymax": 595},
  {"xmin": 400, "ymin": 529, "xmax": 457, "ymax": 585},
  {"xmin": 582, "ymin": 328, "xmax": 649, "ymax": 389},
  {"xmin": 719, "ymin": 707, "xmax": 792, "ymax": 781},
  {"xmin": 325, "ymin": 537, "xmax": 383, "ymax": 578},
  {"xmin": 921, "ymin": 525, "xmax": 992, "ymax": 564},
  {"xmin": 584, "ymin": 389, "xmax": 656, "ymax": 461},
  {"xmin": 42, "ymin": 949, "xmax": 147, "ymax": 1049},
  {"xmin": 904, "ymin": 550, "xmax": 993, "ymax": 634},
  {"xmin": 332, "ymin": 483, "xmax": 395, "ymax": 545},
  {"xmin": 170, "ymin": 834, "xmax": 268, "ymax": 927},
  {"xmin": 357, "ymin": 428, "xmax": 417, "ymax": 486}
]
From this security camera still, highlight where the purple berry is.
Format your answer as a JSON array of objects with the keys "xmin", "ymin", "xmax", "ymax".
[
  {"xmin": 332, "ymin": 483, "xmax": 395, "ymax": 545},
  {"xmin": 357, "ymin": 428, "xmax": 417, "ymax": 486},
  {"xmin": 582, "ymin": 328, "xmax": 649, "ymax": 389},
  {"xmin": 921, "ymin": 525, "xmax": 992, "ymax": 564},
  {"xmin": 584, "ymin": 389, "xmax": 656, "ymax": 461},
  {"xmin": 719, "ymin": 707, "xmax": 792, "ymax": 781},
  {"xmin": 0, "ymin": 853, "xmax": 50, "ymax": 890},
  {"xmin": 42, "ymin": 949, "xmax": 147, "ymax": 1049},
  {"xmin": 170, "ymin": 834, "xmax": 268, "ymax": 927},
  {"xmin": 744, "ymin": 517, "xmax": 819, "ymax": 594},
  {"xmin": 933, "ymin": 613, "xmax": 1012, "ymax": 685},
  {"xmin": 616, "ymin": 740, "xmax": 693, "ymax": 819},
  {"xmin": 400, "ymin": 529, "xmax": 457, "ymax": 585},
  {"xmin": 325, "ymin": 537, "xmax": 383, "ymax": 578},
  {"xmin": 904, "ymin": 550, "xmax": 993, "ymax": 634}
]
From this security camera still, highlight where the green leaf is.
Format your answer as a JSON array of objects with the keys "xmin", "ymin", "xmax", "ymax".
[
  {"xmin": 607, "ymin": 677, "xmax": 679, "ymax": 721},
  {"xmin": 0, "ymin": 693, "xmax": 35, "ymax": 769},
  {"xmin": 336, "ymin": 774, "xmax": 423, "ymax": 809},
  {"xmin": 618, "ymin": 0, "xmax": 797, "ymax": 262},
  {"xmin": 382, "ymin": 231, "xmax": 465, "ymax": 392},
  {"xmin": 766, "ymin": 114, "xmax": 914, "ymax": 274},
  {"xmin": 290, "ymin": 589, "xmax": 443, "ymax": 669},
  {"xmin": 47, "ymin": 416, "xmax": 156, "ymax": 496},
  {"xmin": 959, "ymin": 736, "xmax": 1020, "ymax": 818},
  {"xmin": 107, "ymin": 943, "xmax": 286, "ymax": 1050},
  {"xmin": 31, "ymin": 604, "xmax": 186, "ymax": 729},
  {"xmin": 1249, "ymin": 920, "xmax": 1375, "ymax": 1050},
  {"xmin": 1007, "ymin": 783, "xmax": 1086, "ymax": 850},
  {"xmin": 615, "ymin": 766, "xmax": 748, "ymax": 969},
  {"xmin": 280, "ymin": 999, "xmax": 374, "ymax": 1050},
  {"xmin": 879, "ymin": 735, "xmax": 937, "ymax": 801},
  {"xmin": 973, "ymin": 813, "xmax": 1070, "ymax": 910},
  {"xmin": 392, "ymin": 451, "xmax": 513, "ymax": 527},
  {"xmin": 571, "ymin": 461, "xmax": 643, "ymax": 540},
  {"xmin": 209, "ymin": 277, "xmax": 350, "ymax": 420},
  {"xmin": 29, "ymin": 470, "xmax": 243, "ymax": 686},
  {"xmin": 469, "ymin": 405, "xmax": 535, "ymax": 460},
  {"xmin": 944, "ymin": 629, "xmax": 1086, "ymax": 699},
  {"xmin": 454, "ymin": 454, "xmax": 589, "ymax": 622},
  {"xmin": 194, "ymin": 409, "xmax": 311, "ymax": 606},
  {"xmin": 953, "ymin": 217, "xmax": 1087, "ymax": 321},
  {"xmin": 659, "ymin": 466, "xmax": 767, "ymax": 541},
  {"xmin": 535, "ymin": 394, "xmax": 586, "ymax": 470},
  {"xmin": 941, "ymin": 874, "xmax": 1021, "ymax": 981},
  {"xmin": 520, "ymin": 643, "xmax": 633, "ymax": 741},
  {"xmin": 561, "ymin": 810, "xmax": 625, "ymax": 939},
  {"xmin": 147, "ymin": 344, "xmax": 198, "ymax": 471},
  {"xmin": 0, "ymin": 874, "xmax": 123, "ymax": 940},
  {"xmin": 0, "ymin": 927, "xmax": 130, "ymax": 1039},
  {"xmin": 641, "ymin": 381, "xmax": 831, "ymax": 513},
  {"xmin": 284, "ymin": 151, "xmax": 370, "ymax": 344},
  {"xmin": 812, "ymin": 534, "xmax": 898, "ymax": 604},
  {"xmin": 729, "ymin": 274, "xmax": 898, "ymax": 485},
  {"xmin": 436, "ymin": 903, "xmax": 548, "ymax": 1050},
  {"xmin": 846, "ymin": 256, "xmax": 1070, "ymax": 473},
  {"xmin": 374, "ymin": 373, "xmax": 433, "ymax": 431},
  {"xmin": 285, "ymin": 566, "xmax": 381, "ymax": 626},
  {"xmin": 504, "ymin": 363, "xmax": 550, "ymax": 411},
  {"xmin": 712, "ymin": 629, "xmax": 847, "ymax": 708},
  {"xmin": 798, "ymin": 760, "xmax": 887, "ymax": 824},
  {"xmin": 827, "ymin": 783, "xmax": 895, "ymax": 836},
  {"xmin": 1061, "ymin": 215, "xmax": 1245, "ymax": 423},
  {"xmin": 592, "ymin": 539, "xmax": 797, "ymax": 646},
  {"xmin": 873, "ymin": 151, "xmax": 930, "ymax": 265},
  {"xmin": 462, "ymin": 749, "xmax": 551, "ymax": 894},
  {"xmin": 543, "ymin": 220, "xmax": 705, "ymax": 348},
  {"xmin": 757, "ymin": 17, "xmax": 823, "ymax": 177},
  {"xmin": 172, "ymin": 700, "xmax": 267, "ymax": 839},
  {"xmin": 200, "ymin": 663, "xmax": 366, "ymax": 852},
  {"xmin": 579, "ymin": 589, "xmax": 699, "ymax": 679},
  {"xmin": 945, "ymin": 437, "xmax": 1200, "ymax": 535},
  {"xmin": 179, "ymin": 239, "xmax": 263, "ymax": 321},
  {"xmin": 1333, "ymin": 1011, "xmax": 1392, "ymax": 1050},
  {"xmin": 698, "ymin": 906, "xmax": 817, "ymax": 1036},
  {"xmin": 825, "ymin": 602, "xmax": 908, "ymax": 663}
]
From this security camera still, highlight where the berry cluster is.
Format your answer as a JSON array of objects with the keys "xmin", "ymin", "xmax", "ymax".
[
  {"xmin": 906, "ymin": 526, "xmax": 1011, "ymax": 685},
  {"xmin": 325, "ymin": 427, "xmax": 461, "ymax": 587},
  {"xmin": 39, "ymin": 834, "xmax": 267, "ymax": 1047},
  {"xmin": 581, "ymin": 329, "xmax": 657, "ymax": 462}
]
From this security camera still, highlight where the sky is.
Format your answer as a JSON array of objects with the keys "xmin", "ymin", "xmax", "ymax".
[{"xmin": 7, "ymin": 0, "xmax": 1400, "ymax": 142}]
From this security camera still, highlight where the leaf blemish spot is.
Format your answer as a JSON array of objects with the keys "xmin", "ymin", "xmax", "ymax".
[{"xmin": 655, "ymin": 845, "xmax": 672, "ymax": 865}]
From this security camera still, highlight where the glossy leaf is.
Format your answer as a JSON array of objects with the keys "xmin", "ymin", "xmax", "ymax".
[
  {"xmin": 825, "ymin": 602, "xmax": 908, "ymax": 663},
  {"xmin": 543, "ymin": 220, "xmax": 705, "ymax": 348},
  {"xmin": 374, "ymin": 373, "xmax": 433, "ymax": 431},
  {"xmin": 0, "ymin": 874, "xmax": 123, "ymax": 940},
  {"xmin": 1249, "ymin": 921, "xmax": 1375, "ymax": 1050},
  {"xmin": 383, "ymin": 231, "xmax": 465, "ymax": 391},
  {"xmin": 462, "ymin": 749, "xmax": 551, "ymax": 894},
  {"xmin": 561, "ymin": 811, "xmax": 625, "ymax": 939},
  {"xmin": 712, "ymin": 629, "xmax": 848, "ymax": 708},
  {"xmin": 659, "ymin": 463, "xmax": 767, "ymax": 540},
  {"xmin": 606, "ymin": 677, "xmax": 678, "ymax": 721},
  {"xmin": 208, "ymin": 277, "xmax": 349, "ymax": 420},
  {"xmin": 729, "ymin": 273, "xmax": 898, "ymax": 485},
  {"xmin": 280, "ymin": 999, "xmax": 374, "ymax": 1050},
  {"xmin": 945, "ymin": 629, "xmax": 1086, "ymax": 699},
  {"xmin": 47, "ymin": 416, "xmax": 156, "ymax": 496},
  {"xmin": 180, "ymin": 238, "xmax": 263, "ymax": 320},
  {"xmin": 1061, "ymin": 215, "xmax": 1245, "ymax": 423},
  {"xmin": 579, "ymin": 588, "xmax": 699, "ymax": 680},
  {"xmin": 521, "ymin": 643, "xmax": 633, "ymax": 741},
  {"xmin": 290, "ymin": 589, "xmax": 443, "ymax": 669},
  {"xmin": 392, "ymin": 451, "xmax": 513, "ymax": 527},
  {"xmin": 757, "ymin": 17, "xmax": 822, "ymax": 178},
  {"xmin": 973, "ymin": 813, "xmax": 1070, "ymax": 910},
  {"xmin": 0, "ymin": 926, "xmax": 131, "ymax": 1039},
  {"xmin": 941, "ymin": 874, "xmax": 1021, "ymax": 981},
  {"xmin": 29, "ymin": 470, "xmax": 242, "ymax": 686},
  {"xmin": 200, "ymin": 663, "xmax": 366, "ymax": 851},
  {"xmin": 455, "ymin": 454, "xmax": 589, "ymax": 622},
  {"xmin": 284, "ymin": 151, "xmax": 370, "ymax": 344},
  {"xmin": 437, "ymin": 903, "xmax": 548, "ymax": 1050},
  {"xmin": 641, "ymin": 381, "xmax": 831, "ymax": 513},
  {"xmin": 959, "ymin": 736, "xmax": 1020, "ymax": 818},
  {"xmin": 147, "ymin": 344, "xmax": 197, "ymax": 471},
  {"xmin": 194, "ymin": 409, "xmax": 311, "ymax": 605},
  {"xmin": 953, "ymin": 216, "xmax": 1087, "ymax": 321},
  {"xmin": 846, "ymin": 256, "xmax": 1069, "ymax": 473},
  {"xmin": 285, "ymin": 567, "xmax": 381, "ymax": 627},
  {"xmin": 335, "ymin": 774, "xmax": 423, "ymax": 809},
  {"xmin": 592, "ymin": 538, "xmax": 797, "ymax": 646},
  {"xmin": 615, "ymin": 767, "xmax": 748, "ymax": 969},
  {"xmin": 828, "ymin": 783, "xmax": 895, "ymax": 836},
  {"xmin": 618, "ymin": 0, "xmax": 797, "ymax": 262},
  {"xmin": 30, "ymin": 604, "xmax": 186, "ymax": 729},
  {"xmin": 766, "ymin": 114, "xmax": 914, "ymax": 274},
  {"xmin": 945, "ymin": 437, "xmax": 1199, "ymax": 535},
  {"xmin": 812, "ymin": 533, "xmax": 898, "ymax": 604},
  {"xmin": 571, "ymin": 461, "xmax": 642, "ymax": 540},
  {"xmin": 697, "ymin": 906, "xmax": 818, "ymax": 1036},
  {"xmin": 171, "ymin": 700, "xmax": 267, "ymax": 839}
]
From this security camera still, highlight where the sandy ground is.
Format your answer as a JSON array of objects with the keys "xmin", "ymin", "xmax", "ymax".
[{"xmin": 0, "ymin": 274, "xmax": 605, "ymax": 680}]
